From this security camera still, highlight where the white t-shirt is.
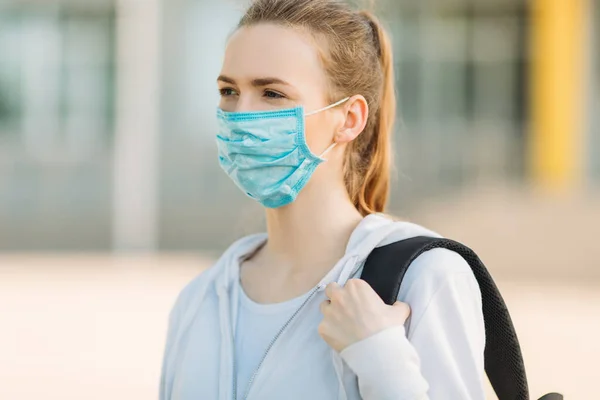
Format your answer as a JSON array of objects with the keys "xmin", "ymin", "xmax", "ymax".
[{"xmin": 234, "ymin": 279, "xmax": 313, "ymax": 399}]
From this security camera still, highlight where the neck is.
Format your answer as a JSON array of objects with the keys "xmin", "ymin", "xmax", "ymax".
[{"xmin": 263, "ymin": 180, "xmax": 363, "ymax": 275}]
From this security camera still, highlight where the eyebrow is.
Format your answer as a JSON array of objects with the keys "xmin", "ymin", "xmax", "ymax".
[{"xmin": 217, "ymin": 75, "xmax": 292, "ymax": 87}]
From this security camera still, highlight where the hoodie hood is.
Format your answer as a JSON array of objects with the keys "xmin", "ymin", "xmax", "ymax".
[{"xmin": 214, "ymin": 213, "xmax": 442, "ymax": 295}]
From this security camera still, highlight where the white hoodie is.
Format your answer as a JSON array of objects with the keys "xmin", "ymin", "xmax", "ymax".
[{"xmin": 160, "ymin": 214, "xmax": 486, "ymax": 400}]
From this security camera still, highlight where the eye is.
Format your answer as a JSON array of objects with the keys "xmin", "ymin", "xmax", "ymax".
[
  {"xmin": 219, "ymin": 87, "xmax": 238, "ymax": 97},
  {"xmin": 264, "ymin": 90, "xmax": 285, "ymax": 99}
]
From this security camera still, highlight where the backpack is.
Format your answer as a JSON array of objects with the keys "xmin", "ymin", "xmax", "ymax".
[{"xmin": 360, "ymin": 236, "xmax": 562, "ymax": 400}]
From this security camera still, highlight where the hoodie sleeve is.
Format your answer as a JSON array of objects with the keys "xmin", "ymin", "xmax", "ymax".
[{"xmin": 340, "ymin": 248, "xmax": 486, "ymax": 400}]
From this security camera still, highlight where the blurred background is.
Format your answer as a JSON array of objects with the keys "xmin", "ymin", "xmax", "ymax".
[{"xmin": 0, "ymin": 0, "xmax": 598, "ymax": 399}]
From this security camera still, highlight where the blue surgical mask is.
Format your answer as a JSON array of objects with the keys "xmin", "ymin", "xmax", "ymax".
[{"xmin": 216, "ymin": 97, "xmax": 350, "ymax": 208}]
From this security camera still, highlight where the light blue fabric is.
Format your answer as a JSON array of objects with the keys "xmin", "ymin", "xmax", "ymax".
[
  {"xmin": 216, "ymin": 106, "xmax": 322, "ymax": 208},
  {"xmin": 216, "ymin": 95, "xmax": 351, "ymax": 208}
]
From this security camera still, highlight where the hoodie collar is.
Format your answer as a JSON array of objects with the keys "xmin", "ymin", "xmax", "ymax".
[{"xmin": 215, "ymin": 214, "xmax": 402, "ymax": 293}]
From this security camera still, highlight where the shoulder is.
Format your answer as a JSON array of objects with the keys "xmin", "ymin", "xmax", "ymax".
[
  {"xmin": 166, "ymin": 265, "xmax": 216, "ymax": 333},
  {"xmin": 406, "ymin": 247, "xmax": 475, "ymax": 287},
  {"xmin": 397, "ymin": 246, "xmax": 483, "ymax": 336},
  {"xmin": 169, "ymin": 233, "xmax": 268, "ymax": 321},
  {"xmin": 398, "ymin": 242, "xmax": 480, "ymax": 301},
  {"xmin": 171, "ymin": 268, "xmax": 213, "ymax": 314},
  {"xmin": 380, "ymin": 223, "xmax": 483, "ymax": 330},
  {"xmin": 398, "ymin": 246, "xmax": 480, "ymax": 306},
  {"xmin": 373, "ymin": 220, "xmax": 478, "ymax": 295}
]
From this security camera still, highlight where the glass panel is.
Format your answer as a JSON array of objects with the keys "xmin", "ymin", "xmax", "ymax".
[
  {"xmin": 0, "ymin": 4, "xmax": 115, "ymax": 251},
  {"xmin": 63, "ymin": 13, "xmax": 114, "ymax": 157},
  {"xmin": 0, "ymin": 12, "xmax": 23, "ymax": 140},
  {"xmin": 20, "ymin": 11, "xmax": 62, "ymax": 156}
]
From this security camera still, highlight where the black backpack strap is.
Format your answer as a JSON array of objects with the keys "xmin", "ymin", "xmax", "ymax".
[{"xmin": 361, "ymin": 236, "xmax": 531, "ymax": 400}]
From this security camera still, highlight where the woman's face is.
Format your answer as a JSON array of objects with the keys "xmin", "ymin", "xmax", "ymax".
[{"xmin": 217, "ymin": 23, "xmax": 345, "ymax": 157}]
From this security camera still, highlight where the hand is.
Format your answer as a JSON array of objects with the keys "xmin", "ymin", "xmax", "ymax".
[{"xmin": 318, "ymin": 279, "xmax": 411, "ymax": 353}]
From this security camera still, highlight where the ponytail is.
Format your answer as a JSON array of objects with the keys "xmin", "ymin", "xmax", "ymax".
[{"xmin": 353, "ymin": 11, "xmax": 396, "ymax": 215}]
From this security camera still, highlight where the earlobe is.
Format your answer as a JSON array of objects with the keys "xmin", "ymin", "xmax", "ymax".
[
  {"xmin": 334, "ymin": 127, "xmax": 357, "ymax": 145},
  {"xmin": 333, "ymin": 130, "xmax": 349, "ymax": 145}
]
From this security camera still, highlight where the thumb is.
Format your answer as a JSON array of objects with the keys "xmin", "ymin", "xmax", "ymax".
[{"xmin": 392, "ymin": 301, "xmax": 411, "ymax": 319}]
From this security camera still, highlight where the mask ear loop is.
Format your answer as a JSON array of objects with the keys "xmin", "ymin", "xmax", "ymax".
[
  {"xmin": 305, "ymin": 97, "xmax": 350, "ymax": 116},
  {"xmin": 306, "ymin": 96, "xmax": 350, "ymax": 160},
  {"xmin": 319, "ymin": 142, "xmax": 337, "ymax": 159}
]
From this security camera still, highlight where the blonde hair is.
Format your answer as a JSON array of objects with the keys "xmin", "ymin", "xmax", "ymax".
[{"xmin": 239, "ymin": 0, "xmax": 396, "ymax": 216}]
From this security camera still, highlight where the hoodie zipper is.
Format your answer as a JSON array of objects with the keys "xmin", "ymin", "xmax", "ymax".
[{"xmin": 233, "ymin": 283, "xmax": 325, "ymax": 400}]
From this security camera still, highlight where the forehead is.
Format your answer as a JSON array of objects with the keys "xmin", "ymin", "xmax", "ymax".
[{"xmin": 222, "ymin": 23, "xmax": 328, "ymax": 90}]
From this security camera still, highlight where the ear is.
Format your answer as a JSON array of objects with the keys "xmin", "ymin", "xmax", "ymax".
[{"xmin": 335, "ymin": 95, "xmax": 369, "ymax": 144}]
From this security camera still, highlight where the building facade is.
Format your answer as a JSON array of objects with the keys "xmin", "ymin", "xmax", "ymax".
[{"xmin": 0, "ymin": 0, "xmax": 596, "ymax": 251}]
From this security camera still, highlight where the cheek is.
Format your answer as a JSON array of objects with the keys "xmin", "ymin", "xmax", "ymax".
[{"xmin": 304, "ymin": 113, "xmax": 336, "ymax": 155}]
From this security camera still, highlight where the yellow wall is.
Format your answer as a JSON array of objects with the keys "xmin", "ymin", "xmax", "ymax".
[{"xmin": 530, "ymin": 0, "xmax": 589, "ymax": 190}]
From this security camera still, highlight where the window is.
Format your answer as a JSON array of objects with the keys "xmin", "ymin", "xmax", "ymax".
[{"xmin": 0, "ymin": 5, "xmax": 115, "ymax": 162}]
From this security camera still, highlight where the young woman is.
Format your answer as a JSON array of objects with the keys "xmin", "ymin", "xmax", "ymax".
[{"xmin": 160, "ymin": 1, "xmax": 485, "ymax": 399}]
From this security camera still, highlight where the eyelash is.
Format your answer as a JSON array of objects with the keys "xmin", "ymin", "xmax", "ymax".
[
  {"xmin": 263, "ymin": 90, "xmax": 285, "ymax": 99},
  {"xmin": 218, "ymin": 88, "xmax": 286, "ymax": 100},
  {"xmin": 219, "ymin": 87, "xmax": 237, "ymax": 97}
]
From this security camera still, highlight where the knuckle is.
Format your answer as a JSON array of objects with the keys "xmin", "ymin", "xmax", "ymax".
[
  {"xmin": 333, "ymin": 296, "xmax": 345, "ymax": 308},
  {"xmin": 317, "ymin": 322, "xmax": 327, "ymax": 337},
  {"xmin": 348, "ymin": 278, "xmax": 368, "ymax": 289},
  {"xmin": 325, "ymin": 283, "xmax": 338, "ymax": 296},
  {"xmin": 329, "ymin": 291, "xmax": 341, "ymax": 302},
  {"xmin": 398, "ymin": 302, "xmax": 411, "ymax": 317},
  {"xmin": 346, "ymin": 279, "xmax": 360, "ymax": 287}
]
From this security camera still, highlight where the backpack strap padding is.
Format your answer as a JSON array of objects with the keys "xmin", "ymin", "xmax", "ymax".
[
  {"xmin": 361, "ymin": 236, "xmax": 530, "ymax": 400},
  {"xmin": 538, "ymin": 394, "xmax": 563, "ymax": 400}
]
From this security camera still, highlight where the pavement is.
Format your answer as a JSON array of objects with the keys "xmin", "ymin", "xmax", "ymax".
[{"xmin": 0, "ymin": 254, "xmax": 597, "ymax": 399}]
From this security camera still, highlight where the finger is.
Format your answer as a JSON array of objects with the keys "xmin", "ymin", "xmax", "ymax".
[
  {"xmin": 317, "ymin": 321, "xmax": 340, "ymax": 349},
  {"xmin": 319, "ymin": 299, "xmax": 331, "ymax": 314},
  {"xmin": 345, "ymin": 278, "xmax": 369, "ymax": 289},
  {"xmin": 347, "ymin": 278, "xmax": 383, "ymax": 303},
  {"xmin": 317, "ymin": 321, "xmax": 328, "ymax": 338},
  {"xmin": 392, "ymin": 301, "xmax": 411, "ymax": 319},
  {"xmin": 325, "ymin": 282, "xmax": 342, "ymax": 301}
]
